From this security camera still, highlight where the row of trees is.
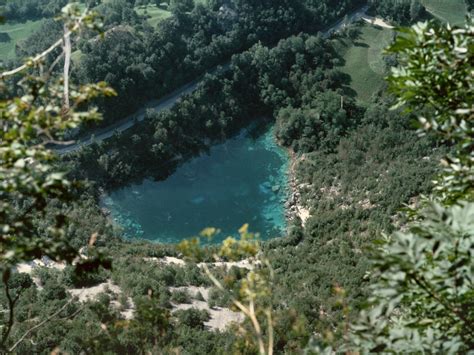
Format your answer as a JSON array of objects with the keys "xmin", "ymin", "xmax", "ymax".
[
  {"xmin": 69, "ymin": 32, "xmax": 355, "ymax": 188},
  {"xmin": 71, "ymin": 0, "xmax": 365, "ymax": 126}
]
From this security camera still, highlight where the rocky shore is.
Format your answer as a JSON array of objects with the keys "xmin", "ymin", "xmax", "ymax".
[{"xmin": 285, "ymin": 150, "xmax": 311, "ymax": 226}]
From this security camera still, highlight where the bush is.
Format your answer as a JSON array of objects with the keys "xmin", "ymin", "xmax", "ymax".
[
  {"xmin": 171, "ymin": 290, "xmax": 191, "ymax": 304},
  {"xmin": 175, "ymin": 308, "xmax": 210, "ymax": 329}
]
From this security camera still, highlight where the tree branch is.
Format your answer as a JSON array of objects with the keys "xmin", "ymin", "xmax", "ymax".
[
  {"xmin": 0, "ymin": 8, "xmax": 87, "ymax": 79},
  {"xmin": 201, "ymin": 263, "xmax": 267, "ymax": 354},
  {"xmin": 63, "ymin": 24, "xmax": 72, "ymax": 113},
  {"xmin": 8, "ymin": 298, "xmax": 76, "ymax": 353}
]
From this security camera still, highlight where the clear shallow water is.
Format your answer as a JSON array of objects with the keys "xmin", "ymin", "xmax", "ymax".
[{"xmin": 101, "ymin": 125, "xmax": 289, "ymax": 244}]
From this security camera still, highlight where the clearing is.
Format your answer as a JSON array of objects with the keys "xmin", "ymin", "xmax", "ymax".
[
  {"xmin": 334, "ymin": 22, "xmax": 393, "ymax": 102},
  {"xmin": 0, "ymin": 19, "xmax": 44, "ymax": 61},
  {"xmin": 135, "ymin": 4, "xmax": 172, "ymax": 28},
  {"xmin": 422, "ymin": 0, "xmax": 467, "ymax": 25}
]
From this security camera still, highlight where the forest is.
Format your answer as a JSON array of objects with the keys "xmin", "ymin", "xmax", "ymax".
[
  {"xmin": 73, "ymin": 0, "xmax": 365, "ymax": 126},
  {"xmin": 1, "ymin": 0, "xmax": 472, "ymax": 353}
]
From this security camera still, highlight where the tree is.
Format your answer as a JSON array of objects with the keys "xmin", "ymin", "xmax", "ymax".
[
  {"xmin": 169, "ymin": 0, "xmax": 195, "ymax": 14},
  {"xmin": 0, "ymin": 5, "xmax": 115, "ymax": 351},
  {"xmin": 368, "ymin": 0, "xmax": 425, "ymax": 24},
  {"xmin": 179, "ymin": 225, "xmax": 275, "ymax": 355},
  {"xmin": 350, "ymin": 20, "xmax": 473, "ymax": 353}
]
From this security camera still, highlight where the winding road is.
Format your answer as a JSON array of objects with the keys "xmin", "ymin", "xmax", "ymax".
[{"xmin": 56, "ymin": 5, "xmax": 368, "ymax": 154}]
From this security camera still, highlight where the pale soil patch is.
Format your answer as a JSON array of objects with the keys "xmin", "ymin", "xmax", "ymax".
[
  {"xmin": 287, "ymin": 153, "xmax": 313, "ymax": 226},
  {"xmin": 69, "ymin": 280, "xmax": 121, "ymax": 302},
  {"xmin": 144, "ymin": 256, "xmax": 186, "ymax": 266},
  {"xmin": 16, "ymin": 259, "xmax": 66, "ymax": 289},
  {"xmin": 170, "ymin": 286, "xmax": 244, "ymax": 331},
  {"xmin": 320, "ymin": 184, "xmax": 342, "ymax": 198},
  {"xmin": 296, "ymin": 182, "xmax": 313, "ymax": 226},
  {"xmin": 319, "ymin": 184, "xmax": 378, "ymax": 211},
  {"xmin": 69, "ymin": 280, "xmax": 135, "ymax": 320},
  {"xmin": 361, "ymin": 16, "xmax": 394, "ymax": 29},
  {"xmin": 146, "ymin": 256, "xmax": 257, "ymax": 271},
  {"xmin": 200, "ymin": 259, "xmax": 256, "ymax": 271},
  {"xmin": 16, "ymin": 259, "xmax": 135, "ymax": 319},
  {"xmin": 296, "ymin": 206, "xmax": 311, "ymax": 226},
  {"xmin": 358, "ymin": 198, "xmax": 378, "ymax": 210}
]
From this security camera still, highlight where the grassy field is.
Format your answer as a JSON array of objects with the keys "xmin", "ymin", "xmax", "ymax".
[
  {"xmin": 334, "ymin": 23, "xmax": 393, "ymax": 103},
  {"xmin": 0, "ymin": 19, "xmax": 44, "ymax": 61},
  {"xmin": 135, "ymin": 4, "xmax": 172, "ymax": 28},
  {"xmin": 422, "ymin": 0, "xmax": 467, "ymax": 25}
]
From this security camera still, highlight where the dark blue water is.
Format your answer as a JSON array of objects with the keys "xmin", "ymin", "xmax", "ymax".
[{"xmin": 102, "ymin": 125, "xmax": 289, "ymax": 243}]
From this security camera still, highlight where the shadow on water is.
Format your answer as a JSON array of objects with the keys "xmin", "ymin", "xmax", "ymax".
[{"xmin": 246, "ymin": 118, "xmax": 275, "ymax": 141}]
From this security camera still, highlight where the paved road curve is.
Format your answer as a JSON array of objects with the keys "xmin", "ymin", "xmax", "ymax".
[{"xmin": 56, "ymin": 5, "xmax": 368, "ymax": 154}]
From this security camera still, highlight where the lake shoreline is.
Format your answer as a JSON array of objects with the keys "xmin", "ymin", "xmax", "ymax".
[
  {"xmin": 100, "ymin": 122, "xmax": 290, "ymax": 243},
  {"xmin": 99, "ymin": 124, "xmax": 311, "ymax": 243}
]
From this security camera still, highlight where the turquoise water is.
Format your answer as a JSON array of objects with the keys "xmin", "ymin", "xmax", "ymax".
[{"xmin": 102, "ymin": 125, "xmax": 289, "ymax": 244}]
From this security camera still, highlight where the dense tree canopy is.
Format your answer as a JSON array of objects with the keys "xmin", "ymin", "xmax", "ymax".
[
  {"xmin": 1, "ymin": 0, "xmax": 68, "ymax": 21},
  {"xmin": 72, "ymin": 0, "xmax": 364, "ymax": 126}
]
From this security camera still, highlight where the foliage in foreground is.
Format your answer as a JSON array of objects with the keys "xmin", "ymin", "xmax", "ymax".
[
  {"xmin": 350, "ymin": 20, "xmax": 473, "ymax": 353},
  {"xmin": 0, "ymin": 4, "xmax": 115, "ymax": 351}
]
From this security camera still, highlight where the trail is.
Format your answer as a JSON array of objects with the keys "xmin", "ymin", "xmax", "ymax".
[{"xmin": 55, "ymin": 5, "xmax": 368, "ymax": 154}]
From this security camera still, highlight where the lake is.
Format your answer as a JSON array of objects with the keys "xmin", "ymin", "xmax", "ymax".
[{"xmin": 101, "ymin": 124, "xmax": 289, "ymax": 244}]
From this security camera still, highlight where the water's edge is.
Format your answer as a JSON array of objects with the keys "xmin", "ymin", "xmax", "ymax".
[{"xmin": 101, "ymin": 124, "xmax": 291, "ymax": 244}]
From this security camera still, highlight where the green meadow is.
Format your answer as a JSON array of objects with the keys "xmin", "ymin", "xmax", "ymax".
[
  {"xmin": 422, "ymin": 0, "xmax": 467, "ymax": 25},
  {"xmin": 334, "ymin": 22, "xmax": 393, "ymax": 102},
  {"xmin": 0, "ymin": 19, "xmax": 44, "ymax": 61},
  {"xmin": 135, "ymin": 4, "xmax": 172, "ymax": 28}
]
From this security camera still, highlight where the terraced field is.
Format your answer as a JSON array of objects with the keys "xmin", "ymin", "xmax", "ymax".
[
  {"xmin": 422, "ymin": 0, "xmax": 467, "ymax": 25},
  {"xmin": 335, "ymin": 22, "xmax": 393, "ymax": 102}
]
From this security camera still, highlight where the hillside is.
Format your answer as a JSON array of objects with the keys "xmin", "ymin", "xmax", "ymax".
[{"xmin": 1, "ymin": 0, "xmax": 472, "ymax": 353}]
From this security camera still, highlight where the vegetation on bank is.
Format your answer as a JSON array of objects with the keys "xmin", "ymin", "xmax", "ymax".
[{"xmin": 1, "ymin": 0, "xmax": 472, "ymax": 353}]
